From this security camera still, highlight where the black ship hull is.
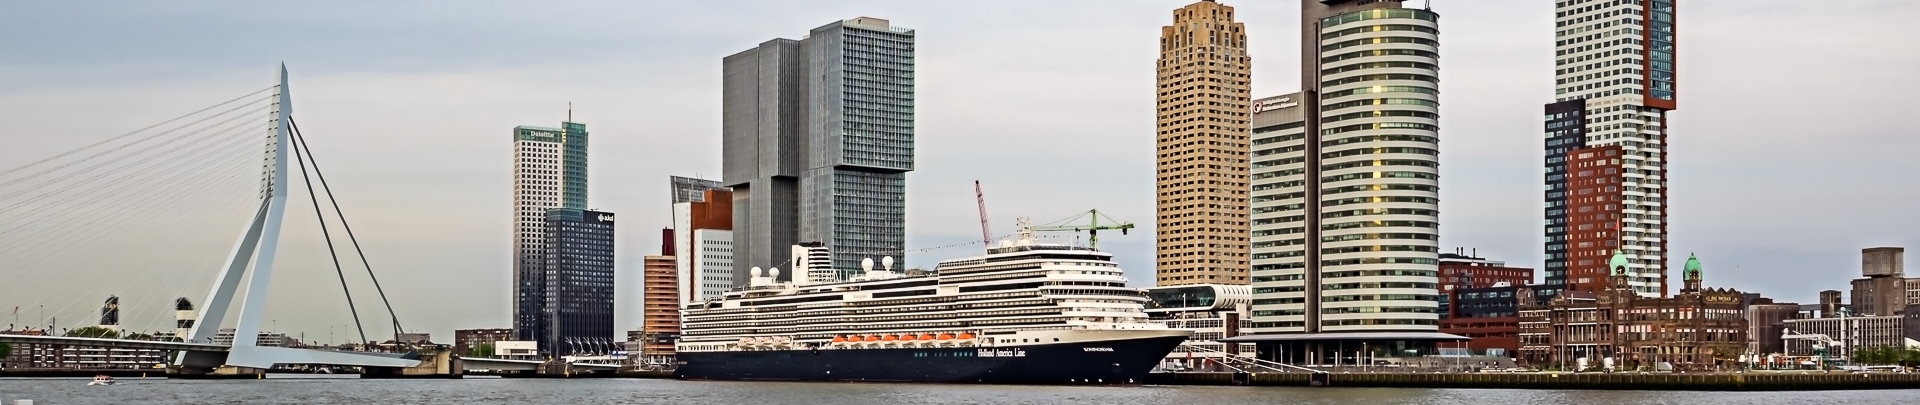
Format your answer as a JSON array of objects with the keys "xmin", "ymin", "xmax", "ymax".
[{"xmin": 675, "ymin": 335, "xmax": 1185, "ymax": 385}]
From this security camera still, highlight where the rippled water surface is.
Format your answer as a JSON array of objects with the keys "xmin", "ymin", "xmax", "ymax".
[{"xmin": 3, "ymin": 375, "xmax": 1920, "ymax": 404}]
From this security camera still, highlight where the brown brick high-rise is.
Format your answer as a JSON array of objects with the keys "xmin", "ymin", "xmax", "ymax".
[{"xmin": 1155, "ymin": 0, "xmax": 1251, "ymax": 286}]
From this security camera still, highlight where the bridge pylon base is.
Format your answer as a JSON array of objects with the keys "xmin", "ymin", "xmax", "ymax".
[
  {"xmin": 360, "ymin": 346, "xmax": 463, "ymax": 379},
  {"xmin": 167, "ymin": 365, "xmax": 267, "ymax": 380}
]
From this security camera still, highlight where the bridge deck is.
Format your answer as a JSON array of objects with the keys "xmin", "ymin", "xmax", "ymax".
[{"xmin": 0, "ymin": 334, "xmax": 229, "ymax": 352}]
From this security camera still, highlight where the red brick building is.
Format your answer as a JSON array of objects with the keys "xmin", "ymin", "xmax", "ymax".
[
  {"xmin": 1438, "ymin": 251, "xmax": 1536, "ymax": 293},
  {"xmin": 1436, "ymin": 253, "xmax": 1534, "ymax": 357}
]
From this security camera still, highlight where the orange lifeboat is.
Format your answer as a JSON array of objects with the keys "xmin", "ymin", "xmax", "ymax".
[
  {"xmin": 957, "ymin": 332, "xmax": 976, "ymax": 340},
  {"xmin": 881, "ymin": 334, "xmax": 898, "ymax": 341},
  {"xmin": 848, "ymin": 335, "xmax": 863, "ymax": 342},
  {"xmin": 865, "ymin": 335, "xmax": 882, "ymax": 342},
  {"xmin": 919, "ymin": 333, "xmax": 936, "ymax": 341},
  {"xmin": 899, "ymin": 334, "xmax": 916, "ymax": 341},
  {"xmin": 832, "ymin": 335, "xmax": 847, "ymax": 343},
  {"xmin": 937, "ymin": 333, "xmax": 954, "ymax": 340}
]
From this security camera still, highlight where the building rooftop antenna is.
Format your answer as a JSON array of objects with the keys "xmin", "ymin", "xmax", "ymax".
[{"xmin": 568, "ymin": 102, "xmax": 573, "ymax": 122}]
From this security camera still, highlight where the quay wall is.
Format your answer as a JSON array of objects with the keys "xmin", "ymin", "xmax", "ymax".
[{"xmin": 1146, "ymin": 372, "xmax": 1920, "ymax": 391}]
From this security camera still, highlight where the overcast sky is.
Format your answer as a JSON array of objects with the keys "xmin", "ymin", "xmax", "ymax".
[{"xmin": 2, "ymin": 0, "xmax": 1915, "ymax": 341}]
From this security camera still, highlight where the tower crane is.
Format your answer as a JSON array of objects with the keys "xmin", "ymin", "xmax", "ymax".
[
  {"xmin": 975, "ymin": 181, "xmax": 992, "ymax": 246},
  {"xmin": 1028, "ymin": 209, "xmax": 1134, "ymax": 250}
]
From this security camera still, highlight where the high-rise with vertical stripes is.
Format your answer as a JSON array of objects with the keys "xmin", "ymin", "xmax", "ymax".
[
  {"xmin": 1155, "ymin": 0, "xmax": 1252, "ymax": 286},
  {"xmin": 724, "ymin": 17, "xmax": 915, "ymax": 282},
  {"xmin": 1542, "ymin": 0, "xmax": 1676, "ymax": 298},
  {"xmin": 511, "ymin": 121, "xmax": 588, "ymax": 344},
  {"xmin": 1246, "ymin": 0, "xmax": 1443, "ymax": 336}
]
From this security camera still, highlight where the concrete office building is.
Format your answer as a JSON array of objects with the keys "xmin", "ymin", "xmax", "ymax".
[
  {"xmin": 1154, "ymin": 0, "xmax": 1252, "ymax": 286},
  {"xmin": 541, "ymin": 208, "xmax": 616, "ymax": 356},
  {"xmin": 723, "ymin": 17, "xmax": 916, "ymax": 282},
  {"xmin": 691, "ymin": 229, "xmax": 735, "ymax": 303},
  {"xmin": 1820, "ymin": 289, "xmax": 1845, "ymax": 318},
  {"xmin": 670, "ymin": 176, "xmax": 727, "ymax": 305},
  {"xmin": 1745, "ymin": 297, "xmax": 1802, "ymax": 356},
  {"xmin": 1541, "ymin": 0, "xmax": 1677, "ymax": 298},
  {"xmin": 1851, "ymin": 247, "xmax": 1913, "ymax": 316},
  {"xmin": 1782, "ymin": 314, "xmax": 1918, "ymax": 361},
  {"xmin": 1243, "ymin": 0, "xmax": 1443, "ymax": 338},
  {"xmin": 512, "ymin": 121, "xmax": 588, "ymax": 343},
  {"xmin": 670, "ymin": 181, "xmax": 734, "ymax": 305}
]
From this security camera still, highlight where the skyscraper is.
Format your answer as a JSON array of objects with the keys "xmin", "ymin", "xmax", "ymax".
[
  {"xmin": 511, "ymin": 121, "xmax": 588, "ymax": 344},
  {"xmin": 1155, "ymin": 0, "xmax": 1252, "ymax": 286},
  {"xmin": 542, "ymin": 208, "xmax": 615, "ymax": 356},
  {"xmin": 1542, "ymin": 0, "xmax": 1676, "ymax": 298},
  {"xmin": 1245, "ymin": 0, "xmax": 1443, "ymax": 338},
  {"xmin": 724, "ymin": 17, "xmax": 915, "ymax": 281}
]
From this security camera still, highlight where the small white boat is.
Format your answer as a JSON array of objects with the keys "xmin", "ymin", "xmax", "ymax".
[{"xmin": 88, "ymin": 375, "xmax": 115, "ymax": 386}]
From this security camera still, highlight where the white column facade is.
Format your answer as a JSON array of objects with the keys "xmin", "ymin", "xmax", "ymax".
[
  {"xmin": 1311, "ymin": 8, "xmax": 1443, "ymax": 332},
  {"xmin": 692, "ymin": 229, "xmax": 734, "ymax": 303},
  {"xmin": 672, "ymin": 202, "xmax": 695, "ymax": 305}
]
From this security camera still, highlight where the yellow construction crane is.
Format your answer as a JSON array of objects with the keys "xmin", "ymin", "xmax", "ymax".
[{"xmin": 1028, "ymin": 209, "xmax": 1134, "ymax": 250}]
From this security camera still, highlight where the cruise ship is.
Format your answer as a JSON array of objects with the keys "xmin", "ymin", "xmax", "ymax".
[{"xmin": 674, "ymin": 226, "xmax": 1190, "ymax": 384}]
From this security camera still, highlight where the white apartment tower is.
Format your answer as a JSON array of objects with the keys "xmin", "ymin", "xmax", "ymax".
[
  {"xmin": 1246, "ymin": 1, "xmax": 1443, "ymax": 335},
  {"xmin": 1541, "ymin": 0, "xmax": 1677, "ymax": 297}
]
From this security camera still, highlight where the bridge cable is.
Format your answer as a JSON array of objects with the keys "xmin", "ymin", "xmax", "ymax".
[
  {"xmin": 289, "ymin": 119, "xmax": 371, "ymax": 345},
  {"xmin": 289, "ymin": 117, "xmax": 407, "ymax": 343},
  {"xmin": 0, "ymin": 94, "xmax": 272, "ymax": 190},
  {"xmin": 0, "ymin": 86, "xmax": 272, "ymax": 180}
]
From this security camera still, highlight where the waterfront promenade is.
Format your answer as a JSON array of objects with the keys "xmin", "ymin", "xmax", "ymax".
[
  {"xmin": 1147, "ymin": 371, "xmax": 1920, "ymax": 391},
  {"xmin": 6, "ymin": 376, "xmax": 1920, "ymax": 405}
]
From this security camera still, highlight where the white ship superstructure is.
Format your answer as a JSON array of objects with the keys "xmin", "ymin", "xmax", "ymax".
[{"xmin": 674, "ymin": 224, "xmax": 1190, "ymax": 384}]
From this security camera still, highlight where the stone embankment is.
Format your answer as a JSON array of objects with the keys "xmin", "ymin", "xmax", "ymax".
[{"xmin": 1146, "ymin": 371, "xmax": 1920, "ymax": 391}]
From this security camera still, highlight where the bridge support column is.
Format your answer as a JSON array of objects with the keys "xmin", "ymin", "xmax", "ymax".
[{"xmin": 361, "ymin": 346, "xmax": 462, "ymax": 379}]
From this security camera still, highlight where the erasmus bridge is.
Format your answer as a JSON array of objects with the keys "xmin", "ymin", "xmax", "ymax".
[{"xmin": 0, "ymin": 66, "xmax": 613, "ymax": 377}]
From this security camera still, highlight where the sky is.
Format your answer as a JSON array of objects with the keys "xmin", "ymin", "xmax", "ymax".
[{"xmin": 1, "ymin": 0, "xmax": 1916, "ymax": 342}]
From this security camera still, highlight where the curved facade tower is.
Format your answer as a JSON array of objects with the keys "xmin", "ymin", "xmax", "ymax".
[
  {"xmin": 1248, "ymin": 1, "xmax": 1441, "ymax": 337},
  {"xmin": 1311, "ymin": 8, "xmax": 1443, "ymax": 332}
]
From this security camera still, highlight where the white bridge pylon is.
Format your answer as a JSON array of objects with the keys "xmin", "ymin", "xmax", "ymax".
[{"xmin": 174, "ymin": 65, "xmax": 417, "ymax": 370}]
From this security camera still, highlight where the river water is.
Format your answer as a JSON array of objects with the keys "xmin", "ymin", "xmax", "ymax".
[{"xmin": 3, "ymin": 375, "xmax": 1919, "ymax": 404}]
